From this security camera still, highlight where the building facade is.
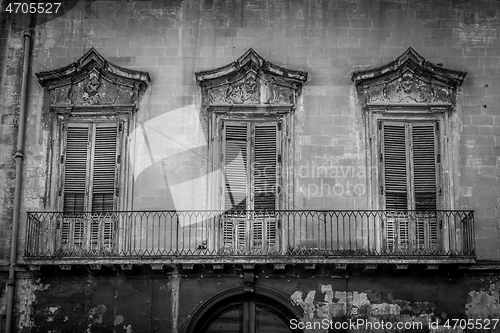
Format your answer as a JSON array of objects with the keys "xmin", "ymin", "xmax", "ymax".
[{"xmin": 0, "ymin": 0, "xmax": 499, "ymax": 332}]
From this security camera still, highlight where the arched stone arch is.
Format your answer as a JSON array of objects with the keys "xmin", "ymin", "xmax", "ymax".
[{"xmin": 184, "ymin": 285, "xmax": 304, "ymax": 333}]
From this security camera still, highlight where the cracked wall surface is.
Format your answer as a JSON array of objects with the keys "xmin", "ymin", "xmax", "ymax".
[
  {"xmin": 288, "ymin": 276, "xmax": 500, "ymax": 333},
  {"xmin": 16, "ymin": 275, "xmax": 173, "ymax": 333}
]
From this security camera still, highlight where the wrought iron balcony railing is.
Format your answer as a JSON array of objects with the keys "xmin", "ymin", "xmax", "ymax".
[{"xmin": 24, "ymin": 210, "xmax": 475, "ymax": 260}]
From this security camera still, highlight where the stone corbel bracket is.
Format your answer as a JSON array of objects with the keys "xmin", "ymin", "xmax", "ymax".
[
  {"xmin": 352, "ymin": 47, "xmax": 467, "ymax": 110},
  {"xmin": 36, "ymin": 47, "xmax": 151, "ymax": 113},
  {"xmin": 195, "ymin": 48, "xmax": 308, "ymax": 109}
]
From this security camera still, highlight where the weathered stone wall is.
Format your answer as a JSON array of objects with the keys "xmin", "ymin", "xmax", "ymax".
[
  {"xmin": 0, "ymin": 1, "xmax": 499, "ymax": 331},
  {"xmin": 5, "ymin": 0, "xmax": 497, "ymax": 260},
  {"xmin": 0, "ymin": 5, "xmax": 22, "ymax": 264},
  {"xmin": 15, "ymin": 272, "xmax": 173, "ymax": 333},
  {"xmin": 12, "ymin": 270, "xmax": 500, "ymax": 333}
]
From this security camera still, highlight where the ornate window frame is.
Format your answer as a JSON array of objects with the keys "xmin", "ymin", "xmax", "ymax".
[
  {"xmin": 36, "ymin": 48, "xmax": 150, "ymax": 253},
  {"xmin": 352, "ymin": 47, "xmax": 466, "ymax": 253},
  {"xmin": 196, "ymin": 48, "xmax": 308, "ymax": 212},
  {"xmin": 195, "ymin": 49, "xmax": 307, "ymax": 254},
  {"xmin": 37, "ymin": 48, "xmax": 150, "ymax": 212}
]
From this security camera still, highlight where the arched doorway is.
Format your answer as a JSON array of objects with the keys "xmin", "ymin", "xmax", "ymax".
[{"xmin": 184, "ymin": 286, "xmax": 303, "ymax": 333}]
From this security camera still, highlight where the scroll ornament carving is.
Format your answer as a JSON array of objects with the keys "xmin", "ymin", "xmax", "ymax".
[
  {"xmin": 197, "ymin": 49, "xmax": 307, "ymax": 107},
  {"xmin": 364, "ymin": 71, "xmax": 452, "ymax": 104},
  {"xmin": 206, "ymin": 76, "xmax": 296, "ymax": 105},
  {"xmin": 50, "ymin": 75, "xmax": 134, "ymax": 105},
  {"xmin": 207, "ymin": 73, "xmax": 260, "ymax": 104},
  {"xmin": 268, "ymin": 84, "xmax": 294, "ymax": 104},
  {"xmin": 82, "ymin": 71, "xmax": 102, "ymax": 104}
]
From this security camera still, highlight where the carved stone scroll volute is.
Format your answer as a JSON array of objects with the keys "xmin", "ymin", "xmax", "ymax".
[
  {"xmin": 196, "ymin": 48, "xmax": 307, "ymax": 109},
  {"xmin": 37, "ymin": 47, "xmax": 151, "ymax": 111},
  {"xmin": 352, "ymin": 47, "xmax": 466, "ymax": 108}
]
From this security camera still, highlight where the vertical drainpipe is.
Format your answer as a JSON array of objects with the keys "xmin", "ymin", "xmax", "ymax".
[{"xmin": 5, "ymin": 29, "xmax": 31, "ymax": 333}]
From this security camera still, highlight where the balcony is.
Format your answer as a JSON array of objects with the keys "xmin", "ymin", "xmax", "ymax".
[{"xmin": 24, "ymin": 210, "xmax": 475, "ymax": 266}]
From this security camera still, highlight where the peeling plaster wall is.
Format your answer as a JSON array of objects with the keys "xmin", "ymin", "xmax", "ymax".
[
  {"xmin": 17, "ymin": 278, "xmax": 49, "ymax": 331},
  {"xmin": 466, "ymin": 282, "xmax": 500, "ymax": 318},
  {"xmin": 8, "ymin": 272, "xmax": 500, "ymax": 333},
  {"xmin": 174, "ymin": 273, "xmax": 500, "ymax": 333},
  {"xmin": 290, "ymin": 277, "xmax": 500, "ymax": 332},
  {"xmin": 286, "ymin": 275, "xmax": 500, "ymax": 333},
  {"xmin": 16, "ymin": 275, "xmax": 173, "ymax": 333}
]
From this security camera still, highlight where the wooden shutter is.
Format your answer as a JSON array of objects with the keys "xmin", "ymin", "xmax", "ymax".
[
  {"xmin": 224, "ymin": 123, "xmax": 248, "ymax": 211},
  {"xmin": 254, "ymin": 124, "xmax": 277, "ymax": 211},
  {"xmin": 61, "ymin": 215, "xmax": 84, "ymax": 250},
  {"xmin": 61, "ymin": 125, "xmax": 90, "ymax": 249},
  {"xmin": 253, "ymin": 124, "xmax": 278, "ymax": 252},
  {"xmin": 61, "ymin": 122, "xmax": 119, "ymax": 253},
  {"xmin": 382, "ymin": 123, "xmax": 408, "ymax": 211},
  {"xmin": 63, "ymin": 125, "xmax": 90, "ymax": 213},
  {"xmin": 381, "ymin": 121, "xmax": 439, "ymax": 253},
  {"xmin": 382, "ymin": 123, "xmax": 410, "ymax": 252},
  {"xmin": 221, "ymin": 121, "xmax": 279, "ymax": 253},
  {"xmin": 385, "ymin": 214, "xmax": 409, "ymax": 252},
  {"xmin": 91, "ymin": 125, "xmax": 118, "ymax": 213},
  {"xmin": 90, "ymin": 215, "xmax": 115, "ymax": 252},
  {"xmin": 412, "ymin": 124, "xmax": 438, "ymax": 251},
  {"xmin": 222, "ymin": 216, "xmax": 247, "ymax": 253},
  {"xmin": 411, "ymin": 124, "xmax": 437, "ymax": 211},
  {"xmin": 252, "ymin": 217, "xmax": 277, "ymax": 253},
  {"xmin": 90, "ymin": 124, "xmax": 118, "ymax": 251}
]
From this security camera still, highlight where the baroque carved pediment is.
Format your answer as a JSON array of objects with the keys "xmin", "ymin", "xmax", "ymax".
[
  {"xmin": 36, "ymin": 48, "xmax": 151, "ymax": 110},
  {"xmin": 352, "ymin": 47, "xmax": 466, "ymax": 107},
  {"xmin": 196, "ymin": 48, "xmax": 307, "ymax": 107}
]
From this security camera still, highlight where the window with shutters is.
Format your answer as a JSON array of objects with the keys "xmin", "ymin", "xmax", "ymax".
[
  {"xmin": 380, "ymin": 120, "xmax": 440, "ymax": 253},
  {"xmin": 196, "ymin": 48, "xmax": 307, "ymax": 255},
  {"xmin": 221, "ymin": 120, "xmax": 281, "ymax": 254},
  {"xmin": 352, "ymin": 47, "xmax": 466, "ymax": 255},
  {"xmin": 36, "ymin": 48, "xmax": 150, "ymax": 256},
  {"xmin": 58, "ymin": 121, "xmax": 122, "ymax": 253}
]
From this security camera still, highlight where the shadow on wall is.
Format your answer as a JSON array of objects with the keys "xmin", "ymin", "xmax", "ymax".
[{"xmin": 131, "ymin": 104, "xmax": 246, "ymax": 214}]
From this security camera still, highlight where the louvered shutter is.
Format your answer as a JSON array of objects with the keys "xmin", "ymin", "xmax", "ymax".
[
  {"xmin": 412, "ymin": 124, "xmax": 438, "ymax": 252},
  {"xmin": 381, "ymin": 121, "xmax": 440, "ymax": 253},
  {"xmin": 90, "ymin": 124, "xmax": 118, "ymax": 252},
  {"xmin": 61, "ymin": 125, "xmax": 90, "ymax": 249},
  {"xmin": 253, "ymin": 124, "xmax": 278, "ymax": 252},
  {"xmin": 383, "ymin": 124, "xmax": 408, "ymax": 211},
  {"xmin": 412, "ymin": 124, "xmax": 437, "ymax": 211},
  {"xmin": 224, "ymin": 123, "xmax": 248, "ymax": 211},
  {"xmin": 252, "ymin": 217, "xmax": 278, "ymax": 254},
  {"xmin": 91, "ymin": 125, "xmax": 118, "ymax": 213},
  {"xmin": 63, "ymin": 125, "xmax": 90, "ymax": 213},
  {"xmin": 221, "ymin": 121, "xmax": 279, "ymax": 254},
  {"xmin": 254, "ymin": 124, "xmax": 277, "ymax": 211},
  {"xmin": 382, "ymin": 123, "xmax": 409, "ymax": 252},
  {"xmin": 222, "ymin": 123, "xmax": 248, "ymax": 253},
  {"xmin": 90, "ymin": 215, "xmax": 115, "ymax": 252},
  {"xmin": 385, "ymin": 213, "xmax": 409, "ymax": 252},
  {"xmin": 60, "ymin": 122, "xmax": 119, "ymax": 253},
  {"xmin": 222, "ymin": 216, "xmax": 247, "ymax": 253}
]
